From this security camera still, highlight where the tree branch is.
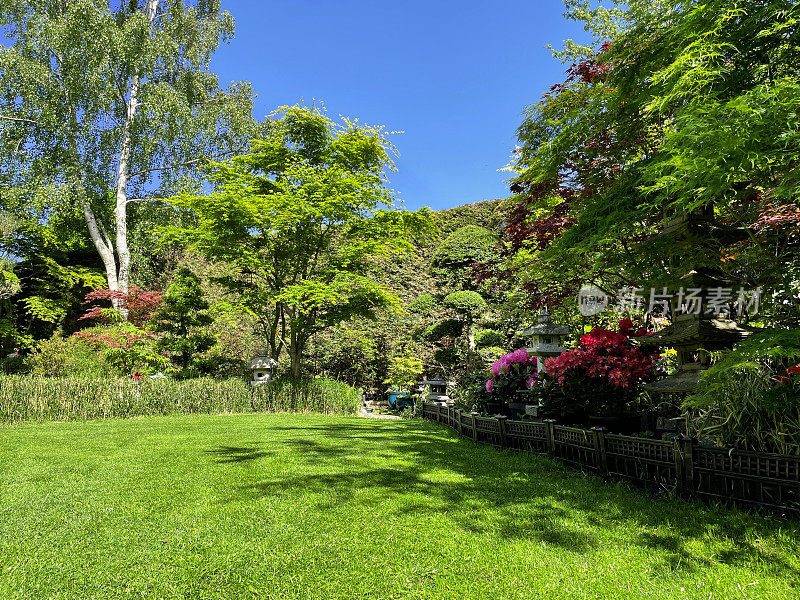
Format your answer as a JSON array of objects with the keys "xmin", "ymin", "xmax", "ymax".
[
  {"xmin": 128, "ymin": 149, "xmax": 241, "ymax": 179},
  {"xmin": 0, "ymin": 115, "xmax": 38, "ymax": 125}
]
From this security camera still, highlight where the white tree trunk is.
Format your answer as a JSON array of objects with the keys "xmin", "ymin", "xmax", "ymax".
[{"xmin": 114, "ymin": 0, "xmax": 159, "ymax": 299}]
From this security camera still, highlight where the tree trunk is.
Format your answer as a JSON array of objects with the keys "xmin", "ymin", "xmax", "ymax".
[
  {"xmin": 466, "ymin": 320, "xmax": 477, "ymax": 371},
  {"xmin": 113, "ymin": 0, "xmax": 159, "ymax": 302},
  {"xmin": 79, "ymin": 0, "xmax": 159, "ymax": 317}
]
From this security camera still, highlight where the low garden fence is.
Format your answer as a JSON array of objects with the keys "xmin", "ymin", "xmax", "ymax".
[{"xmin": 421, "ymin": 403, "xmax": 800, "ymax": 517}]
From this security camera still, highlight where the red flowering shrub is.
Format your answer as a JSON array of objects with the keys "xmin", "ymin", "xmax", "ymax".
[
  {"xmin": 70, "ymin": 324, "xmax": 169, "ymax": 375},
  {"xmin": 543, "ymin": 320, "xmax": 658, "ymax": 415},
  {"xmin": 775, "ymin": 363, "xmax": 800, "ymax": 386},
  {"xmin": 80, "ymin": 288, "xmax": 164, "ymax": 329}
]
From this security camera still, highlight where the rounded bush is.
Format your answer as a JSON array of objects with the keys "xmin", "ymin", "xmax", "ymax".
[{"xmin": 443, "ymin": 291, "xmax": 486, "ymax": 319}]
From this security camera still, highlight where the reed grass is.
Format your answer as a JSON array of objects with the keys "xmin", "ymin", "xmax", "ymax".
[{"xmin": 0, "ymin": 375, "xmax": 362, "ymax": 423}]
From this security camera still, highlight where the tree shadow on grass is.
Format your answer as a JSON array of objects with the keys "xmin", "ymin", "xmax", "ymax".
[
  {"xmin": 205, "ymin": 418, "xmax": 800, "ymax": 580},
  {"xmin": 204, "ymin": 446, "xmax": 274, "ymax": 464}
]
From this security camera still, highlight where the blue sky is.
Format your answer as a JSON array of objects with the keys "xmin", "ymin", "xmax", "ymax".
[{"xmin": 211, "ymin": 1, "xmax": 594, "ymax": 211}]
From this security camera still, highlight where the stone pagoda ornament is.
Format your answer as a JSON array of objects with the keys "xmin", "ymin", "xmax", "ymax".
[
  {"xmin": 522, "ymin": 308, "xmax": 570, "ymax": 373},
  {"xmin": 417, "ymin": 379, "xmax": 455, "ymax": 406},
  {"xmin": 248, "ymin": 352, "xmax": 277, "ymax": 386},
  {"xmin": 635, "ymin": 204, "xmax": 758, "ymax": 397}
]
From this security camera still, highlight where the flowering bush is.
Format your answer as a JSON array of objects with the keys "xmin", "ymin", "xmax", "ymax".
[
  {"xmin": 71, "ymin": 324, "xmax": 169, "ymax": 375},
  {"xmin": 776, "ymin": 363, "xmax": 800, "ymax": 386},
  {"xmin": 485, "ymin": 348, "xmax": 538, "ymax": 404},
  {"xmin": 543, "ymin": 320, "xmax": 657, "ymax": 415},
  {"xmin": 80, "ymin": 288, "xmax": 164, "ymax": 329}
]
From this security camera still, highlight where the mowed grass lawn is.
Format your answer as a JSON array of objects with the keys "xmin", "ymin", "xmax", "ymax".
[{"xmin": 1, "ymin": 415, "xmax": 799, "ymax": 600}]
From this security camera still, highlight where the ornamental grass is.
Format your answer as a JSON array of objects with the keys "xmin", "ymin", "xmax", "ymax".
[{"xmin": 0, "ymin": 376, "xmax": 361, "ymax": 423}]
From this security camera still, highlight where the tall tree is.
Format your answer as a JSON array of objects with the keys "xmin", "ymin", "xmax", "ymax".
[
  {"xmin": 168, "ymin": 105, "xmax": 433, "ymax": 378},
  {"xmin": 0, "ymin": 0, "xmax": 258, "ymax": 310},
  {"xmin": 151, "ymin": 268, "xmax": 214, "ymax": 372},
  {"xmin": 488, "ymin": 0, "xmax": 800, "ymax": 327}
]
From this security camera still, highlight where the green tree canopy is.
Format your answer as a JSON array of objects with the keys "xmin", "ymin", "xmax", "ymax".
[
  {"xmin": 0, "ymin": 0, "xmax": 258, "ymax": 309},
  {"xmin": 167, "ymin": 105, "xmax": 433, "ymax": 377},
  {"xmin": 496, "ymin": 0, "xmax": 800, "ymax": 326},
  {"xmin": 431, "ymin": 225, "xmax": 497, "ymax": 290}
]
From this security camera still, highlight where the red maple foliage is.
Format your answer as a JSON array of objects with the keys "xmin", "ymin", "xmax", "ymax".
[
  {"xmin": 79, "ymin": 288, "xmax": 164, "ymax": 329},
  {"xmin": 472, "ymin": 43, "xmax": 657, "ymax": 309},
  {"xmin": 71, "ymin": 326, "xmax": 157, "ymax": 350}
]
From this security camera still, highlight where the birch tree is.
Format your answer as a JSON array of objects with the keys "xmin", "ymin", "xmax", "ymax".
[{"xmin": 0, "ymin": 0, "xmax": 258, "ymax": 310}]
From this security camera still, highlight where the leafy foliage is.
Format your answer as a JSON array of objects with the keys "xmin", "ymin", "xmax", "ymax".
[
  {"xmin": 543, "ymin": 321, "xmax": 658, "ymax": 416},
  {"xmin": 443, "ymin": 290, "xmax": 487, "ymax": 320},
  {"xmin": 0, "ymin": 0, "xmax": 259, "ymax": 296},
  {"xmin": 686, "ymin": 329, "xmax": 800, "ymax": 454},
  {"xmin": 485, "ymin": 349, "xmax": 538, "ymax": 405},
  {"xmin": 70, "ymin": 324, "xmax": 169, "ymax": 375},
  {"xmin": 80, "ymin": 287, "xmax": 164, "ymax": 329},
  {"xmin": 151, "ymin": 268, "xmax": 214, "ymax": 373},
  {"xmin": 167, "ymin": 104, "xmax": 433, "ymax": 377},
  {"xmin": 432, "ymin": 225, "xmax": 497, "ymax": 289}
]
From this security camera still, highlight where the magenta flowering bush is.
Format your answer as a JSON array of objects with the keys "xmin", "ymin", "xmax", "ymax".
[{"xmin": 485, "ymin": 348, "xmax": 538, "ymax": 403}]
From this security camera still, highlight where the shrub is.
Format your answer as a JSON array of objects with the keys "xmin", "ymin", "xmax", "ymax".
[
  {"xmin": 151, "ymin": 268, "xmax": 215, "ymax": 371},
  {"xmin": 0, "ymin": 376, "xmax": 362, "ymax": 423},
  {"xmin": 543, "ymin": 320, "xmax": 658, "ymax": 416},
  {"xmin": 422, "ymin": 319, "xmax": 463, "ymax": 342},
  {"xmin": 477, "ymin": 345, "xmax": 505, "ymax": 366},
  {"xmin": 80, "ymin": 287, "xmax": 164, "ymax": 329},
  {"xmin": 687, "ymin": 329, "xmax": 800, "ymax": 454},
  {"xmin": 443, "ymin": 290, "xmax": 486, "ymax": 319},
  {"xmin": 474, "ymin": 329, "xmax": 504, "ymax": 348},
  {"xmin": 407, "ymin": 293, "xmax": 438, "ymax": 315},
  {"xmin": 25, "ymin": 336, "xmax": 110, "ymax": 378},
  {"xmin": 485, "ymin": 348, "xmax": 538, "ymax": 404},
  {"xmin": 71, "ymin": 324, "xmax": 170, "ymax": 375}
]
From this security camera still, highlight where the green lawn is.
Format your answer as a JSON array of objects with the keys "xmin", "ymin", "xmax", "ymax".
[{"xmin": 1, "ymin": 414, "xmax": 798, "ymax": 599}]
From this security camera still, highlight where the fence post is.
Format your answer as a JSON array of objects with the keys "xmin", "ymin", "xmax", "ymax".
[
  {"xmin": 673, "ymin": 436, "xmax": 684, "ymax": 497},
  {"xmin": 497, "ymin": 415, "xmax": 508, "ymax": 448},
  {"xmin": 592, "ymin": 426, "xmax": 609, "ymax": 477},
  {"xmin": 683, "ymin": 436, "xmax": 696, "ymax": 498},
  {"xmin": 470, "ymin": 412, "xmax": 479, "ymax": 442},
  {"xmin": 543, "ymin": 419, "xmax": 557, "ymax": 456},
  {"xmin": 456, "ymin": 409, "xmax": 463, "ymax": 437}
]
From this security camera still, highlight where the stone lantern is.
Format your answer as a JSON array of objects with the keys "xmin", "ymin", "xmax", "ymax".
[
  {"xmin": 417, "ymin": 379, "xmax": 455, "ymax": 406},
  {"xmin": 522, "ymin": 308, "xmax": 570, "ymax": 373},
  {"xmin": 635, "ymin": 206, "xmax": 757, "ymax": 398},
  {"xmin": 248, "ymin": 352, "xmax": 277, "ymax": 386}
]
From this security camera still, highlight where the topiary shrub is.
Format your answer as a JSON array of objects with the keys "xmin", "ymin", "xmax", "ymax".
[
  {"xmin": 432, "ymin": 225, "xmax": 497, "ymax": 288},
  {"xmin": 474, "ymin": 329, "xmax": 504, "ymax": 348},
  {"xmin": 443, "ymin": 290, "xmax": 486, "ymax": 320},
  {"xmin": 407, "ymin": 293, "xmax": 438, "ymax": 315}
]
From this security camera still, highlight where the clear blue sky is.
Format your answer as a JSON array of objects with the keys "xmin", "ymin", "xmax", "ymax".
[{"xmin": 211, "ymin": 1, "xmax": 593, "ymax": 211}]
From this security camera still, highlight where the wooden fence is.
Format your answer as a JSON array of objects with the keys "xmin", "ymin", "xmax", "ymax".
[{"xmin": 421, "ymin": 403, "xmax": 800, "ymax": 517}]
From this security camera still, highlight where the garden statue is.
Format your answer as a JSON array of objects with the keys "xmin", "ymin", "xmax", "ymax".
[
  {"xmin": 249, "ymin": 352, "xmax": 277, "ymax": 386},
  {"xmin": 635, "ymin": 205, "xmax": 757, "ymax": 398},
  {"xmin": 417, "ymin": 379, "xmax": 455, "ymax": 406},
  {"xmin": 522, "ymin": 308, "xmax": 569, "ymax": 373}
]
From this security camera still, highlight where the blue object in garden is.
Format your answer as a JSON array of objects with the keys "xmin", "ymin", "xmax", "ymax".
[{"xmin": 387, "ymin": 391, "xmax": 413, "ymax": 411}]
